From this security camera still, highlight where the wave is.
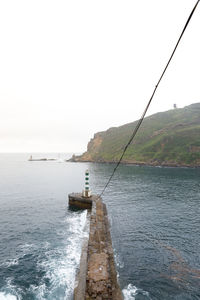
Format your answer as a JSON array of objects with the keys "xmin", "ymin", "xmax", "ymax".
[
  {"xmin": 0, "ymin": 243, "xmax": 37, "ymax": 268},
  {"xmin": 0, "ymin": 293, "xmax": 18, "ymax": 300},
  {"xmin": 0, "ymin": 279, "xmax": 22, "ymax": 300},
  {"xmin": 122, "ymin": 284, "xmax": 151, "ymax": 300},
  {"xmin": 28, "ymin": 210, "xmax": 88, "ymax": 300},
  {"xmin": 0, "ymin": 259, "xmax": 19, "ymax": 268},
  {"xmin": 114, "ymin": 252, "xmax": 124, "ymax": 270},
  {"xmin": 0, "ymin": 211, "xmax": 88, "ymax": 300}
]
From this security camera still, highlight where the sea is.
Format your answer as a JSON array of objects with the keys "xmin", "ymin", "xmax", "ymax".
[{"xmin": 0, "ymin": 153, "xmax": 199, "ymax": 300}]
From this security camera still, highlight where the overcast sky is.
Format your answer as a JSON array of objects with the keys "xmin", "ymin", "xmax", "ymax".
[{"xmin": 0, "ymin": 0, "xmax": 199, "ymax": 153}]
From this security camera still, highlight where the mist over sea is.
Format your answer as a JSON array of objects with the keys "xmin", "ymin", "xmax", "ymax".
[{"xmin": 0, "ymin": 153, "xmax": 199, "ymax": 300}]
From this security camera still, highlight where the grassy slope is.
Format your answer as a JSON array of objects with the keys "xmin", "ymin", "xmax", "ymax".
[{"xmin": 80, "ymin": 103, "xmax": 200, "ymax": 166}]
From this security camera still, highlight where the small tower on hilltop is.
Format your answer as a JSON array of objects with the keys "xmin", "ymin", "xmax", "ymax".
[{"xmin": 173, "ymin": 103, "xmax": 177, "ymax": 109}]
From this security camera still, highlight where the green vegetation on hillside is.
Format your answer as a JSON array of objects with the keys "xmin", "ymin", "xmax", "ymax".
[{"xmin": 75, "ymin": 103, "xmax": 200, "ymax": 166}]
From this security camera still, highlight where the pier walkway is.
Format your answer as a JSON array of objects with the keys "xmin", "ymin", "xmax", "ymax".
[{"xmin": 68, "ymin": 193, "xmax": 123, "ymax": 300}]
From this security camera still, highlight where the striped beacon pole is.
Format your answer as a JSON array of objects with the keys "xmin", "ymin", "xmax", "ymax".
[{"xmin": 83, "ymin": 169, "xmax": 91, "ymax": 198}]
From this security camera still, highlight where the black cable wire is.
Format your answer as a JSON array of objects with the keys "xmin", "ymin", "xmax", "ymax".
[{"xmin": 99, "ymin": 0, "xmax": 200, "ymax": 198}]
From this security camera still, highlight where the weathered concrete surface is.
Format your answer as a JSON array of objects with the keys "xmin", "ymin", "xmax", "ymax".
[
  {"xmin": 68, "ymin": 193, "xmax": 123, "ymax": 299},
  {"xmin": 88, "ymin": 253, "xmax": 109, "ymax": 281},
  {"xmin": 68, "ymin": 193, "xmax": 98, "ymax": 210},
  {"xmin": 86, "ymin": 198, "xmax": 123, "ymax": 300}
]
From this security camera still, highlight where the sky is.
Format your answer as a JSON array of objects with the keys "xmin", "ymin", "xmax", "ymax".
[{"xmin": 0, "ymin": 0, "xmax": 199, "ymax": 153}]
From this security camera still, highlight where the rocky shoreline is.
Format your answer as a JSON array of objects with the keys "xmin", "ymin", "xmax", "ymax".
[{"xmin": 68, "ymin": 155, "xmax": 200, "ymax": 169}]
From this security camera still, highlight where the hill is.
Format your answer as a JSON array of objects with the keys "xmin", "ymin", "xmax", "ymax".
[{"xmin": 71, "ymin": 103, "xmax": 200, "ymax": 167}]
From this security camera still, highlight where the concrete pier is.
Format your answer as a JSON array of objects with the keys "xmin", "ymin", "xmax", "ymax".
[
  {"xmin": 68, "ymin": 193, "xmax": 123, "ymax": 300},
  {"xmin": 69, "ymin": 193, "xmax": 95, "ymax": 209}
]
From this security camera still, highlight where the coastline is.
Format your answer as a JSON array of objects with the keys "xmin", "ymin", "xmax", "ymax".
[{"xmin": 68, "ymin": 157, "xmax": 200, "ymax": 169}]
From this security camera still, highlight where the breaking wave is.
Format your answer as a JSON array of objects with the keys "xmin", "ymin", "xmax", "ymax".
[
  {"xmin": 0, "ymin": 211, "xmax": 88, "ymax": 300},
  {"xmin": 122, "ymin": 283, "xmax": 151, "ymax": 300},
  {"xmin": 0, "ymin": 293, "xmax": 18, "ymax": 300}
]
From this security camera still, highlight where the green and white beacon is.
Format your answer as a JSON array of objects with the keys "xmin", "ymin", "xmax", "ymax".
[{"xmin": 82, "ymin": 169, "xmax": 91, "ymax": 198}]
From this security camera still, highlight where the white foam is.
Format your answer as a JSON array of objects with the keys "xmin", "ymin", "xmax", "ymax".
[
  {"xmin": 30, "ymin": 210, "xmax": 88, "ymax": 300},
  {"xmin": 18, "ymin": 243, "xmax": 35, "ymax": 252},
  {"xmin": 0, "ymin": 293, "xmax": 17, "ymax": 300},
  {"xmin": 0, "ymin": 243, "xmax": 37, "ymax": 268},
  {"xmin": 123, "ymin": 284, "xmax": 138, "ymax": 300},
  {"xmin": 0, "ymin": 211, "xmax": 88, "ymax": 300},
  {"xmin": 28, "ymin": 283, "xmax": 46, "ymax": 300},
  {"xmin": 122, "ymin": 283, "xmax": 151, "ymax": 300},
  {"xmin": 114, "ymin": 252, "xmax": 124, "ymax": 269},
  {"xmin": 0, "ymin": 279, "xmax": 22, "ymax": 300},
  {"xmin": 0, "ymin": 259, "xmax": 19, "ymax": 268}
]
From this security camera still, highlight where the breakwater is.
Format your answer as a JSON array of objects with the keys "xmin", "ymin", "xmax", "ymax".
[{"xmin": 69, "ymin": 193, "xmax": 123, "ymax": 300}]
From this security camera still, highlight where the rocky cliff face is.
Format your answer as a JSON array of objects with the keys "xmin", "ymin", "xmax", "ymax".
[
  {"xmin": 69, "ymin": 133, "xmax": 104, "ymax": 162},
  {"xmin": 83, "ymin": 133, "xmax": 104, "ymax": 159},
  {"xmin": 70, "ymin": 103, "xmax": 200, "ymax": 167}
]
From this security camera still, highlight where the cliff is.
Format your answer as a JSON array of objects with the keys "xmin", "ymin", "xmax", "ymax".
[{"xmin": 71, "ymin": 103, "xmax": 200, "ymax": 167}]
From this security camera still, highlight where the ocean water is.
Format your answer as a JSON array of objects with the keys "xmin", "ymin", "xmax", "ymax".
[{"xmin": 0, "ymin": 154, "xmax": 199, "ymax": 300}]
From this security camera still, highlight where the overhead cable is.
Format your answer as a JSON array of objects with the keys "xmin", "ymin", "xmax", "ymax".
[{"xmin": 99, "ymin": 0, "xmax": 200, "ymax": 197}]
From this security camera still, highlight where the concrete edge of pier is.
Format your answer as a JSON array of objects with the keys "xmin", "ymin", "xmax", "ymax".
[{"xmin": 68, "ymin": 193, "xmax": 123, "ymax": 300}]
